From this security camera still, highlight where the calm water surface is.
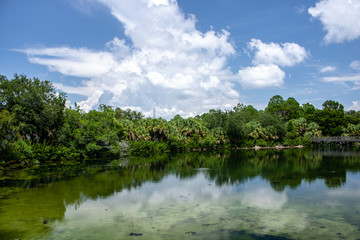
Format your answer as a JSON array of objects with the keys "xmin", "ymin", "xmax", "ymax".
[{"xmin": 1, "ymin": 149, "xmax": 360, "ymax": 240}]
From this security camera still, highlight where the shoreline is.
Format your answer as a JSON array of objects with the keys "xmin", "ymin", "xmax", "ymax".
[{"xmin": 237, "ymin": 145, "xmax": 305, "ymax": 150}]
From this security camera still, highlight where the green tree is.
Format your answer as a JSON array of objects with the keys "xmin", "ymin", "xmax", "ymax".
[
  {"xmin": 0, "ymin": 74, "xmax": 66, "ymax": 142},
  {"xmin": 283, "ymin": 97, "xmax": 302, "ymax": 120},
  {"xmin": 286, "ymin": 117, "xmax": 321, "ymax": 138},
  {"xmin": 60, "ymin": 108, "xmax": 125, "ymax": 159},
  {"xmin": 0, "ymin": 110, "xmax": 19, "ymax": 161},
  {"xmin": 301, "ymin": 103, "xmax": 316, "ymax": 121},
  {"xmin": 224, "ymin": 111, "xmax": 245, "ymax": 145},
  {"xmin": 257, "ymin": 112, "xmax": 286, "ymax": 140},
  {"xmin": 114, "ymin": 107, "xmax": 144, "ymax": 121},
  {"xmin": 240, "ymin": 105, "xmax": 259, "ymax": 122},
  {"xmin": 245, "ymin": 121, "xmax": 266, "ymax": 140},
  {"xmin": 312, "ymin": 100, "xmax": 345, "ymax": 136},
  {"xmin": 343, "ymin": 123, "xmax": 360, "ymax": 136},
  {"xmin": 265, "ymin": 95, "xmax": 286, "ymax": 118},
  {"xmin": 304, "ymin": 122, "xmax": 322, "ymax": 137},
  {"xmin": 345, "ymin": 110, "xmax": 360, "ymax": 125},
  {"xmin": 200, "ymin": 109, "xmax": 227, "ymax": 129}
]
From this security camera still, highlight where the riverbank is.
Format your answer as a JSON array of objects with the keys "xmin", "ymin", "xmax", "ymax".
[{"xmin": 239, "ymin": 145, "xmax": 305, "ymax": 150}]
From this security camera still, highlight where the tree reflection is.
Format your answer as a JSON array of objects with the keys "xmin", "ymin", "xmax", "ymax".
[{"xmin": 1, "ymin": 149, "xmax": 360, "ymax": 239}]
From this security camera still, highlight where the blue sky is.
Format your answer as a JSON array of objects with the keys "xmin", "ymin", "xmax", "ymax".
[{"xmin": 1, "ymin": 0, "xmax": 360, "ymax": 118}]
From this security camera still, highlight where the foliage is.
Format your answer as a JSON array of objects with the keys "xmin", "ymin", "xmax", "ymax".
[
  {"xmin": 265, "ymin": 95, "xmax": 286, "ymax": 118},
  {"xmin": 286, "ymin": 117, "xmax": 322, "ymax": 139},
  {"xmin": 345, "ymin": 110, "xmax": 360, "ymax": 125},
  {"xmin": 283, "ymin": 136, "xmax": 312, "ymax": 147},
  {"xmin": 0, "ymin": 74, "xmax": 66, "ymax": 142},
  {"xmin": 343, "ymin": 124, "xmax": 360, "ymax": 136},
  {"xmin": 265, "ymin": 95, "xmax": 303, "ymax": 121},
  {"xmin": 59, "ymin": 108, "xmax": 124, "ymax": 159},
  {"xmin": 312, "ymin": 100, "xmax": 346, "ymax": 136},
  {"xmin": 1, "ymin": 75, "xmax": 360, "ymax": 171},
  {"xmin": 114, "ymin": 106, "xmax": 144, "ymax": 121},
  {"xmin": 0, "ymin": 110, "xmax": 19, "ymax": 160}
]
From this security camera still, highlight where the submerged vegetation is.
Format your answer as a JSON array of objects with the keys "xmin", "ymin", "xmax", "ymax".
[
  {"xmin": 1, "ymin": 149, "xmax": 360, "ymax": 240},
  {"xmin": 1, "ymin": 74, "xmax": 360, "ymax": 172}
]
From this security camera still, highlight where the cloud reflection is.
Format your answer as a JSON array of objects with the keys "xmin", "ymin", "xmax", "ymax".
[{"xmin": 240, "ymin": 184, "xmax": 288, "ymax": 210}]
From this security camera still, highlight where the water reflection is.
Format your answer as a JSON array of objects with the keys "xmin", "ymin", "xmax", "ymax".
[
  {"xmin": 0, "ymin": 149, "xmax": 360, "ymax": 240},
  {"xmin": 240, "ymin": 183, "xmax": 288, "ymax": 210}
]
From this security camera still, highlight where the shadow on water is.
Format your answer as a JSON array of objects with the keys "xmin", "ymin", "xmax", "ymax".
[
  {"xmin": 0, "ymin": 148, "xmax": 360, "ymax": 239},
  {"xmin": 209, "ymin": 229, "xmax": 294, "ymax": 240}
]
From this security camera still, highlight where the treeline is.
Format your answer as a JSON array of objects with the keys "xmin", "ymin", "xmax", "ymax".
[{"xmin": 1, "ymin": 74, "xmax": 360, "ymax": 170}]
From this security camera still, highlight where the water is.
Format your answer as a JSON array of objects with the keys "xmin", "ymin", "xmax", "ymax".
[{"xmin": 1, "ymin": 149, "xmax": 360, "ymax": 240}]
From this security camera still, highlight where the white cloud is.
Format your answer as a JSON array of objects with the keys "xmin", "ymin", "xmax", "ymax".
[
  {"xmin": 237, "ymin": 39, "xmax": 307, "ymax": 89},
  {"xmin": 348, "ymin": 101, "xmax": 360, "ymax": 111},
  {"xmin": 18, "ymin": 47, "xmax": 117, "ymax": 78},
  {"xmin": 320, "ymin": 66, "xmax": 336, "ymax": 73},
  {"xmin": 240, "ymin": 186, "xmax": 288, "ymax": 210},
  {"xmin": 322, "ymin": 74, "xmax": 360, "ymax": 82},
  {"xmin": 19, "ymin": 0, "xmax": 307, "ymax": 118},
  {"xmin": 20, "ymin": 0, "xmax": 239, "ymax": 118},
  {"xmin": 320, "ymin": 60, "xmax": 360, "ymax": 89},
  {"xmin": 238, "ymin": 64, "xmax": 285, "ymax": 89},
  {"xmin": 350, "ymin": 60, "xmax": 360, "ymax": 70},
  {"xmin": 248, "ymin": 38, "xmax": 308, "ymax": 67},
  {"xmin": 78, "ymin": 90, "xmax": 105, "ymax": 112},
  {"xmin": 308, "ymin": 0, "xmax": 360, "ymax": 43}
]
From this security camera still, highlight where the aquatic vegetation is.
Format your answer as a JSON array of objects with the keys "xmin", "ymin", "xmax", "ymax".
[{"xmin": 1, "ymin": 150, "xmax": 360, "ymax": 239}]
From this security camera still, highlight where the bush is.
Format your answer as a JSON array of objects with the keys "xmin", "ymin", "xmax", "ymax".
[
  {"xmin": 283, "ymin": 137, "xmax": 312, "ymax": 147},
  {"xmin": 129, "ymin": 140, "xmax": 170, "ymax": 156}
]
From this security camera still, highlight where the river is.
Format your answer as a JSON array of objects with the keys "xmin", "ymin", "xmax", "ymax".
[{"xmin": 1, "ymin": 149, "xmax": 360, "ymax": 239}]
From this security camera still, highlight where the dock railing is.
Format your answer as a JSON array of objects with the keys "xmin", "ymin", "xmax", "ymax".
[{"xmin": 309, "ymin": 136, "xmax": 360, "ymax": 143}]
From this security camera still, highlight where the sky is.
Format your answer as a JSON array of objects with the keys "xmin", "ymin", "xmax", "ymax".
[{"xmin": 0, "ymin": 0, "xmax": 360, "ymax": 119}]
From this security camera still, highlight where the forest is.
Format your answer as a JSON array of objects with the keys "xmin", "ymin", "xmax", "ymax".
[{"xmin": 1, "ymin": 74, "xmax": 360, "ymax": 171}]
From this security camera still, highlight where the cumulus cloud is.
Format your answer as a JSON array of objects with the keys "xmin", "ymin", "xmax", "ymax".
[
  {"xmin": 19, "ymin": 0, "xmax": 308, "ymax": 117},
  {"xmin": 237, "ymin": 39, "xmax": 307, "ymax": 89},
  {"xmin": 320, "ymin": 66, "xmax": 336, "ymax": 73},
  {"xmin": 20, "ymin": 0, "xmax": 240, "ymax": 117},
  {"xmin": 240, "ymin": 186, "xmax": 288, "ymax": 210},
  {"xmin": 308, "ymin": 0, "xmax": 360, "ymax": 43},
  {"xmin": 238, "ymin": 64, "xmax": 285, "ymax": 89},
  {"xmin": 248, "ymin": 39, "xmax": 308, "ymax": 67},
  {"xmin": 348, "ymin": 101, "xmax": 360, "ymax": 111}
]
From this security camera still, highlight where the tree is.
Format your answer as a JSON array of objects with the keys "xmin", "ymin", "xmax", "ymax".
[
  {"xmin": 245, "ymin": 121, "xmax": 266, "ymax": 140},
  {"xmin": 283, "ymin": 97, "xmax": 302, "ymax": 120},
  {"xmin": 114, "ymin": 107, "xmax": 144, "ymax": 121},
  {"xmin": 240, "ymin": 105, "xmax": 259, "ymax": 122},
  {"xmin": 59, "ymin": 108, "xmax": 125, "ymax": 158},
  {"xmin": 224, "ymin": 111, "xmax": 246, "ymax": 144},
  {"xmin": 301, "ymin": 103, "xmax": 316, "ymax": 121},
  {"xmin": 200, "ymin": 109, "xmax": 227, "ymax": 129},
  {"xmin": 0, "ymin": 110, "xmax": 19, "ymax": 160},
  {"xmin": 0, "ymin": 74, "xmax": 66, "ymax": 142},
  {"xmin": 322, "ymin": 100, "xmax": 344, "ymax": 111},
  {"xmin": 343, "ymin": 124, "xmax": 360, "ymax": 136},
  {"xmin": 257, "ymin": 112, "xmax": 286, "ymax": 140},
  {"xmin": 345, "ymin": 110, "xmax": 360, "ymax": 125},
  {"xmin": 265, "ymin": 95, "xmax": 286, "ymax": 118},
  {"xmin": 286, "ymin": 117, "xmax": 321, "ymax": 138},
  {"xmin": 312, "ymin": 100, "xmax": 345, "ymax": 136}
]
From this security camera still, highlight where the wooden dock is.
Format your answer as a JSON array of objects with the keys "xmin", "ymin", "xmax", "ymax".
[{"xmin": 309, "ymin": 136, "xmax": 360, "ymax": 143}]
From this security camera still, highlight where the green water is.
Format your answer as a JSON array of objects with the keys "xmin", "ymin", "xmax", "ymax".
[{"xmin": 1, "ymin": 149, "xmax": 360, "ymax": 240}]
